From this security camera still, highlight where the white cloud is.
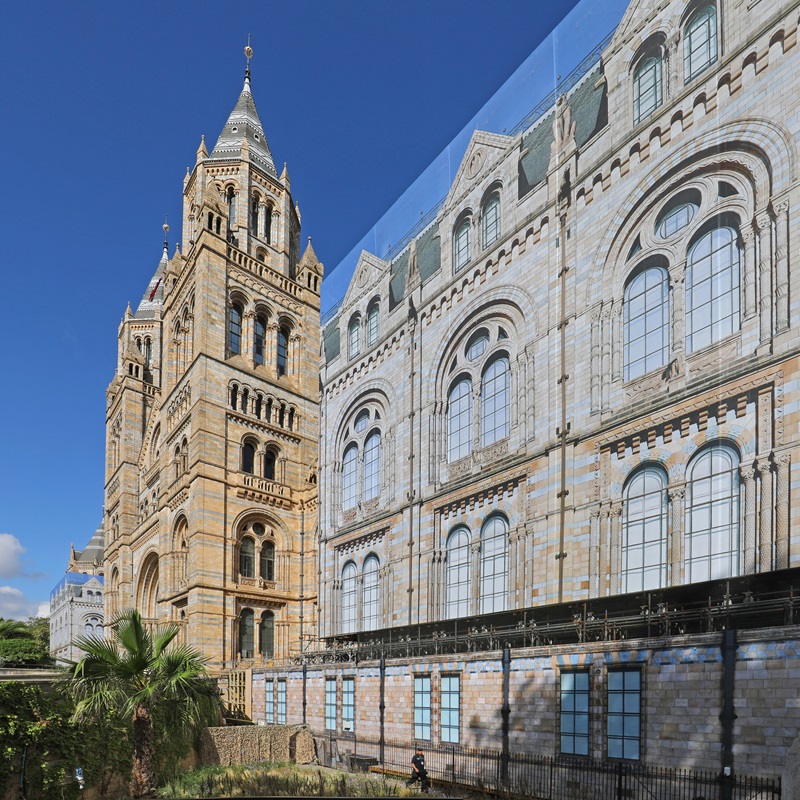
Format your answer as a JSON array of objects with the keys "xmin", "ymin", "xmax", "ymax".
[
  {"xmin": 0, "ymin": 586, "xmax": 46, "ymax": 621},
  {"xmin": 0, "ymin": 533, "xmax": 26, "ymax": 578}
]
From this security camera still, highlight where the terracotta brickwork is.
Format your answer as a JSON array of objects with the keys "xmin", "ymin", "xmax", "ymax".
[{"xmin": 103, "ymin": 70, "xmax": 321, "ymax": 672}]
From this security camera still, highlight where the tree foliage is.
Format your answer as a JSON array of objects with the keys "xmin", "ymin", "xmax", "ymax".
[
  {"xmin": 0, "ymin": 616, "xmax": 52, "ymax": 667},
  {"xmin": 70, "ymin": 609, "xmax": 219, "ymax": 799}
]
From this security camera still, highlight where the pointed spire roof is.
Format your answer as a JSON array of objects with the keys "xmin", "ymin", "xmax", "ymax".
[
  {"xmin": 135, "ymin": 226, "xmax": 170, "ymax": 318},
  {"xmin": 209, "ymin": 68, "xmax": 277, "ymax": 177}
]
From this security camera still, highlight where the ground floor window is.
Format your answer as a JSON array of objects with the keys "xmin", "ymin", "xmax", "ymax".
[
  {"xmin": 560, "ymin": 671, "xmax": 590, "ymax": 755},
  {"xmin": 607, "ymin": 669, "xmax": 641, "ymax": 760},
  {"xmin": 277, "ymin": 679, "xmax": 287, "ymax": 724},
  {"xmin": 325, "ymin": 678, "xmax": 336, "ymax": 730},
  {"xmin": 343, "ymin": 677, "xmax": 355, "ymax": 732},
  {"xmin": 414, "ymin": 676, "xmax": 431, "ymax": 740},
  {"xmin": 265, "ymin": 679, "xmax": 274, "ymax": 724},
  {"xmin": 441, "ymin": 674, "xmax": 460, "ymax": 743}
]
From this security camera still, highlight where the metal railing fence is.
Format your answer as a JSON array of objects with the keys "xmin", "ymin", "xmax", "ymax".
[{"xmin": 320, "ymin": 733, "xmax": 780, "ymax": 800}]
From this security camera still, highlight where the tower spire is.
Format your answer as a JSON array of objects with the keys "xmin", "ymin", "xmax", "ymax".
[
  {"xmin": 162, "ymin": 216, "xmax": 169, "ymax": 260},
  {"xmin": 244, "ymin": 36, "xmax": 253, "ymax": 93}
]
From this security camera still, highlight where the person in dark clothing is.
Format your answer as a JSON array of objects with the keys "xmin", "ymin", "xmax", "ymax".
[{"xmin": 407, "ymin": 748, "xmax": 430, "ymax": 792}]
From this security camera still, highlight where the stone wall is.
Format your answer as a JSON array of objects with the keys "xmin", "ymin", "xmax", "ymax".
[{"xmin": 200, "ymin": 725, "xmax": 315, "ymax": 766}]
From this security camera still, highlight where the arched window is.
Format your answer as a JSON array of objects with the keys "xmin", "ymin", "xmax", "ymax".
[
  {"xmin": 454, "ymin": 219, "xmax": 470, "ymax": 272},
  {"xmin": 226, "ymin": 186, "xmax": 237, "ymax": 227},
  {"xmin": 480, "ymin": 515, "xmax": 508, "ymax": 614},
  {"xmin": 342, "ymin": 444, "xmax": 359, "ymax": 510},
  {"xmin": 228, "ymin": 302, "xmax": 243, "ymax": 355},
  {"xmin": 239, "ymin": 537, "xmax": 255, "ymax": 578},
  {"xmin": 623, "ymin": 266, "xmax": 670, "ymax": 381},
  {"xmin": 241, "ymin": 441, "xmax": 256, "ymax": 474},
  {"xmin": 276, "ymin": 327, "xmax": 289, "ymax": 376},
  {"xmin": 348, "ymin": 316, "xmax": 361, "ymax": 360},
  {"xmin": 622, "ymin": 467, "xmax": 668, "ymax": 592},
  {"xmin": 251, "ymin": 197, "xmax": 259, "ymax": 235},
  {"xmin": 482, "ymin": 194, "xmax": 500, "ymax": 249},
  {"xmin": 481, "ymin": 357, "xmax": 510, "ymax": 447},
  {"xmin": 445, "ymin": 527, "xmax": 471, "ymax": 618},
  {"xmin": 341, "ymin": 562, "xmax": 357, "ymax": 633},
  {"xmin": 686, "ymin": 444, "xmax": 740, "ymax": 582},
  {"xmin": 239, "ymin": 608, "xmax": 254, "ymax": 658},
  {"xmin": 684, "ymin": 4, "xmax": 718, "ymax": 82},
  {"xmin": 686, "ymin": 226, "xmax": 740, "ymax": 353},
  {"xmin": 656, "ymin": 200, "xmax": 698, "ymax": 239},
  {"xmin": 265, "ymin": 207, "xmax": 273, "ymax": 243},
  {"xmin": 362, "ymin": 556, "xmax": 380, "ymax": 631},
  {"xmin": 448, "ymin": 378, "xmax": 472, "ymax": 462},
  {"xmin": 254, "ymin": 315, "xmax": 266, "ymax": 365},
  {"xmin": 633, "ymin": 54, "xmax": 663, "ymax": 125},
  {"xmin": 363, "ymin": 431, "xmax": 381, "ymax": 501},
  {"xmin": 366, "ymin": 302, "xmax": 380, "ymax": 348},
  {"xmin": 259, "ymin": 611, "xmax": 275, "ymax": 657},
  {"xmin": 264, "ymin": 450, "xmax": 277, "ymax": 481},
  {"xmin": 260, "ymin": 541, "xmax": 275, "ymax": 582}
]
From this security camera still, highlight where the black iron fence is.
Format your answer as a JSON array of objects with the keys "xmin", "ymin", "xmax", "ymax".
[{"xmin": 319, "ymin": 734, "xmax": 781, "ymax": 800}]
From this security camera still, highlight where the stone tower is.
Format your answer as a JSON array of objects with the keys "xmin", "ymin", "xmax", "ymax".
[{"xmin": 103, "ymin": 56, "xmax": 321, "ymax": 671}]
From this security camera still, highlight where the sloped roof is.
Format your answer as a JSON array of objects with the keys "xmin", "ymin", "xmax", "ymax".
[
  {"xmin": 209, "ymin": 73, "xmax": 277, "ymax": 177},
  {"xmin": 389, "ymin": 222, "xmax": 441, "ymax": 310},
  {"xmin": 323, "ymin": 319, "xmax": 341, "ymax": 362},
  {"xmin": 135, "ymin": 245, "xmax": 168, "ymax": 319},
  {"xmin": 518, "ymin": 64, "xmax": 607, "ymax": 197}
]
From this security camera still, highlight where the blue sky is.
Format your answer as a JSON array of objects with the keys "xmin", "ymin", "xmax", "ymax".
[{"xmin": 0, "ymin": 0, "xmax": 627, "ymax": 619}]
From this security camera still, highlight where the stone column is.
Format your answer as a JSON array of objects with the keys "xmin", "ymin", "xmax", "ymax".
[
  {"xmin": 590, "ymin": 309, "xmax": 601, "ymax": 412},
  {"xmin": 470, "ymin": 541, "xmax": 481, "ymax": 615},
  {"xmin": 589, "ymin": 509, "xmax": 600, "ymax": 597},
  {"xmin": 669, "ymin": 266, "xmax": 686, "ymax": 364},
  {"xmin": 612, "ymin": 304, "xmax": 622, "ymax": 383},
  {"xmin": 741, "ymin": 224, "xmax": 757, "ymax": 319},
  {"xmin": 740, "ymin": 463, "xmax": 757, "ymax": 574},
  {"xmin": 775, "ymin": 452, "xmax": 791, "ymax": 570},
  {"xmin": 266, "ymin": 323, "xmax": 278, "ymax": 368},
  {"xmin": 508, "ymin": 529, "xmax": 519, "ymax": 608},
  {"xmin": 516, "ymin": 354, "xmax": 527, "ymax": 441},
  {"xmin": 668, "ymin": 486, "xmax": 685, "ymax": 586},
  {"xmin": 472, "ymin": 383, "xmax": 482, "ymax": 454},
  {"xmin": 757, "ymin": 457, "xmax": 773, "ymax": 572},
  {"xmin": 609, "ymin": 503, "xmax": 622, "ymax": 595},
  {"xmin": 598, "ymin": 509, "xmax": 609, "ymax": 596},
  {"xmin": 774, "ymin": 199, "xmax": 790, "ymax": 331},
  {"xmin": 258, "ymin": 201, "xmax": 267, "ymax": 241},
  {"xmin": 290, "ymin": 333, "xmax": 301, "ymax": 376},
  {"xmin": 242, "ymin": 310, "xmax": 255, "ymax": 362},
  {"xmin": 757, "ymin": 211, "xmax": 774, "ymax": 344},
  {"xmin": 601, "ymin": 307, "xmax": 612, "ymax": 409}
]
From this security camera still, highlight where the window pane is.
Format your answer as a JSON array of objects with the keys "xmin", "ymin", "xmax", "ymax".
[
  {"xmin": 482, "ymin": 195, "xmax": 500, "ymax": 249},
  {"xmin": 446, "ymin": 528, "xmax": 471, "ymax": 618},
  {"xmin": 366, "ymin": 305, "xmax": 379, "ymax": 347},
  {"xmin": 633, "ymin": 55, "xmax": 663, "ymax": 124},
  {"xmin": 481, "ymin": 357, "xmax": 510, "ymax": 447},
  {"xmin": 325, "ymin": 678, "xmax": 336, "ymax": 730},
  {"xmin": 448, "ymin": 379, "xmax": 473, "ymax": 462},
  {"xmin": 341, "ymin": 563, "xmax": 357, "ymax": 633},
  {"xmin": 441, "ymin": 675, "xmax": 460, "ymax": 743},
  {"xmin": 684, "ymin": 5, "xmax": 718, "ymax": 82},
  {"xmin": 363, "ymin": 432, "xmax": 382, "ymax": 501},
  {"xmin": 624, "ymin": 267, "xmax": 669, "ymax": 381},
  {"xmin": 480, "ymin": 516, "xmax": 508, "ymax": 613},
  {"xmin": 607, "ymin": 669, "xmax": 641, "ymax": 761},
  {"xmin": 362, "ymin": 557, "xmax": 380, "ymax": 631},
  {"xmin": 414, "ymin": 677, "xmax": 432, "ymax": 740},
  {"xmin": 686, "ymin": 445, "xmax": 740, "ymax": 582},
  {"xmin": 560, "ymin": 671, "xmax": 590, "ymax": 755},
  {"xmin": 342, "ymin": 445, "xmax": 358, "ymax": 510},
  {"xmin": 454, "ymin": 220, "xmax": 470, "ymax": 271},
  {"xmin": 622, "ymin": 468, "xmax": 667, "ymax": 592}
]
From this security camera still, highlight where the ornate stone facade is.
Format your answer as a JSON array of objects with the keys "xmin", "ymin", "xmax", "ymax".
[{"xmin": 103, "ymin": 65, "xmax": 320, "ymax": 671}]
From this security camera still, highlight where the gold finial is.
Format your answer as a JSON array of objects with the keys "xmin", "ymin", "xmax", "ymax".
[
  {"xmin": 245, "ymin": 35, "xmax": 253, "ymax": 75},
  {"xmin": 163, "ymin": 215, "xmax": 170, "ymax": 249}
]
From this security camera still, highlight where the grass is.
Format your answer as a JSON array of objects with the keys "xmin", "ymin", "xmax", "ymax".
[{"xmin": 157, "ymin": 762, "xmax": 419, "ymax": 798}]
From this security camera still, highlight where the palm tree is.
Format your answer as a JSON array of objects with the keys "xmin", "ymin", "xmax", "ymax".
[
  {"xmin": 0, "ymin": 618, "xmax": 33, "ymax": 639},
  {"xmin": 70, "ymin": 609, "xmax": 218, "ymax": 799}
]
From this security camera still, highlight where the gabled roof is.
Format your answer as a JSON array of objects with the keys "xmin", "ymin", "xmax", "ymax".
[{"xmin": 209, "ymin": 72, "xmax": 277, "ymax": 177}]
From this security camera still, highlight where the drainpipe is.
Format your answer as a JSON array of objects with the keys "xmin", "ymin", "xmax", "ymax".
[
  {"xmin": 501, "ymin": 646, "xmax": 511, "ymax": 783},
  {"xmin": 300, "ymin": 502, "xmax": 306, "ymax": 724},
  {"xmin": 555, "ymin": 189, "xmax": 571, "ymax": 603},
  {"xmin": 379, "ymin": 654, "xmax": 386, "ymax": 764},
  {"xmin": 407, "ymin": 299, "xmax": 418, "ymax": 624},
  {"xmin": 720, "ymin": 628, "xmax": 737, "ymax": 800}
]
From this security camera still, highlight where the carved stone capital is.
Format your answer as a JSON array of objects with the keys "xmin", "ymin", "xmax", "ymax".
[
  {"xmin": 756, "ymin": 457, "xmax": 772, "ymax": 474},
  {"xmin": 739, "ymin": 464, "xmax": 756, "ymax": 481},
  {"xmin": 668, "ymin": 487, "xmax": 686, "ymax": 502}
]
